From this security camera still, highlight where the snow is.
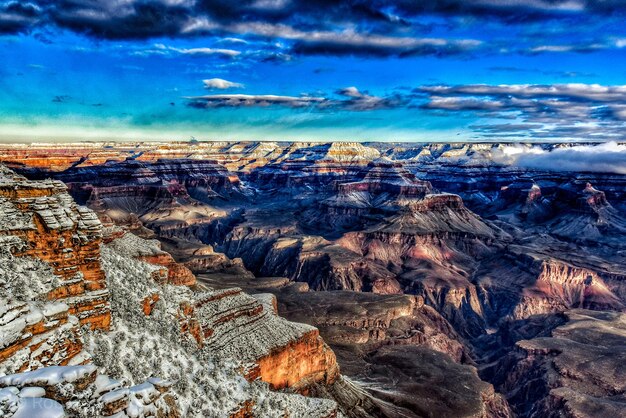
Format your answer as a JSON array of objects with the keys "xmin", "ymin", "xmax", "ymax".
[
  {"xmin": 12, "ymin": 397, "xmax": 65, "ymax": 418},
  {"xmin": 105, "ymin": 232, "xmax": 163, "ymax": 258},
  {"xmin": 98, "ymin": 388, "xmax": 128, "ymax": 404},
  {"xmin": 0, "ymin": 198, "xmax": 35, "ymax": 231},
  {"xmin": 18, "ymin": 387, "xmax": 46, "ymax": 398},
  {"xmin": 42, "ymin": 303, "xmax": 69, "ymax": 317},
  {"xmin": 93, "ymin": 374, "xmax": 123, "ymax": 397},
  {"xmin": 0, "ymin": 365, "xmax": 97, "ymax": 387},
  {"xmin": 0, "ymin": 249, "xmax": 60, "ymax": 301}
]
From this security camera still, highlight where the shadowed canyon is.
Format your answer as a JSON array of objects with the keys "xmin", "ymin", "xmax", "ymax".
[{"xmin": 0, "ymin": 141, "xmax": 625, "ymax": 418}]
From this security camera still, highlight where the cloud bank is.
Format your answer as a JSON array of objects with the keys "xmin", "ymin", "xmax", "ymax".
[
  {"xmin": 186, "ymin": 85, "xmax": 407, "ymax": 111},
  {"xmin": 418, "ymin": 83, "xmax": 626, "ymax": 140},
  {"xmin": 2, "ymin": 0, "xmax": 626, "ymax": 59},
  {"xmin": 494, "ymin": 142, "xmax": 626, "ymax": 174}
]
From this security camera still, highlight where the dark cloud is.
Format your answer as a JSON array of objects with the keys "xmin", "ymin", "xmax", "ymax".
[
  {"xmin": 418, "ymin": 84, "xmax": 626, "ymax": 103},
  {"xmin": 51, "ymin": 94, "xmax": 70, "ymax": 103},
  {"xmin": 385, "ymin": 0, "xmax": 626, "ymax": 21},
  {"xmin": 0, "ymin": 1, "xmax": 42, "ymax": 33},
  {"xmin": 186, "ymin": 93, "xmax": 328, "ymax": 109},
  {"xmin": 186, "ymin": 85, "xmax": 407, "ymax": 111},
  {"xmin": 292, "ymin": 36, "xmax": 481, "ymax": 58},
  {"xmin": 1, "ymin": 0, "xmax": 624, "ymax": 59},
  {"xmin": 50, "ymin": 1, "xmax": 191, "ymax": 39}
]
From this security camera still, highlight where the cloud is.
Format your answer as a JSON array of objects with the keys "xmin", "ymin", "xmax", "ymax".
[
  {"xmin": 417, "ymin": 83, "xmax": 626, "ymax": 139},
  {"xmin": 186, "ymin": 93, "xmax": 328, "ymax": 108},
  {"xmin": 523, "ymin": 39, "xmax": 626, "ymax": 55},
  {"xmin": 418, "ymin": 84, "xmax": 626, "ymax": 103},
  {"xmin": 202, "ymin": 78, "xmax": 244, "ymax": 89},
  {"xmin": 493, "ymin": 142, "xmax": 626, "ymax": 174},
  {"xmin": 183, "ymin": 21, "xmax": 483, "ymax": 58},
  {"xmin": 179, "ymin": 47, "xmax": 241, "ymax": 57},
  {"xmin": 216, "ymin": 37, "xmax": 248, "ymax": 44},
  {"xmin": 186, "ymin": 83, "xmax": 408, "ymax": 111},
  {"xmin": 0, "ymin": 1, "xmax": 42, "ymax": 33},
  {"xmin": 135, "ymin": 43, "xmax": 241, "ymax": 58},
  {"xmin": 51, "ymin": 94, "xmax": 70, "ymax": 103},
  {"xmin": 289, "ymin": 30, "xmax": 482, "ymax": 57},
  {"xmin": 2, "ymin": 0, "xmax": 625, "ymax": 63},
  {"xmin": 335, "ymin": 86, "xmax": 409, "ymax": 110}
]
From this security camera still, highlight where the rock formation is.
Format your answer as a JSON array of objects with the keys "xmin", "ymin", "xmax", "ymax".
[
  {"xmin": 1, "ymin": 141, "xmax": 625, "ymax": 417},
  {"xmin": 0, "ymin": 166, "xmax": 110, "ymax": 331},
  {"xmin": 498, "ymin": 310, "xmax": 626, "ymax": 417}
]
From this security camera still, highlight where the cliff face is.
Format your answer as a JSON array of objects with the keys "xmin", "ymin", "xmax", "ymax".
[
  {"xmin": 104, "ymin": 230, "xmax": 197, "ymax": 286},
  {"xmin": 498, "ymin": 310, "xmax": 626, "ymax": 418},
  {"xmin": 511, "ymin": 259, "xmax": 624, "ymax": 319},
  {"xmin": 175, "ymin": 287, "xmax": 339, "ymax": 392},
  {"xmin": 0, "ymin": 166, "xmax": 111, "ymax": 375},
  {"xmin": 0, "ymin": 166, "xmax": 110, "ymax": 331},
  {"xmin": 0, "ymin": 365, "xmax": 179, "ymax": 418},
  {"xmin": 0, "ymin": 299, "xmax": 85, "ymax": 375},
  {"xmin": 97, "ymin": 232, "xmax": 343, "ymax": 417}
]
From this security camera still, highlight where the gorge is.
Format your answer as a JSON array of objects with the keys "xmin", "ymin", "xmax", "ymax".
[{"xmin": 0, "ymin": 141, "xmax": 625, "ymax": 418}]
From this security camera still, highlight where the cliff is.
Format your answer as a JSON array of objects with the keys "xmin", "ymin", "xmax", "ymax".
[
  {"xmin": 0, "ymin": 166, "xmax": 110, "ymax": 331},
  {"xmin": 0, "ymin": 165, "xmax": 345, "ymax": 417}
]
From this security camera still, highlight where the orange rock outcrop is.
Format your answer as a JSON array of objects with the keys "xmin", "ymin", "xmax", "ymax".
[
  {"xmin": 249, "ymin": 328, "xmax": 340, "ymax": 393},
  {"xmin": 0, "ymin": 301, "xmax": 87, "ymax": 373}
]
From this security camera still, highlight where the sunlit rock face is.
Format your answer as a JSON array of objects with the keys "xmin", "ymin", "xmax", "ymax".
[
  {"xmin": 510, "ymin": 259, "xmax": 625, "ymax": 319},
  {"xmin": 175, "ymin": 286, "xmax": 339, "ymax": 393}
]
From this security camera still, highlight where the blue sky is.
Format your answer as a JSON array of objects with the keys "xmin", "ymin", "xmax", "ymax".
[{"xmin": 1, "ymin": 1, "xmax": 626, "ymax": 142}]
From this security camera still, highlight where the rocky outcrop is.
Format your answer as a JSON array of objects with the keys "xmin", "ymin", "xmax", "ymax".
[
  {"xmin": 0, "ymin": 166, "xmax": 110, "ymax": 331},
  {"xmin": 105, "ymin": 229, "xmax": 197, "ymax": 286},
  {"xmin": 334, "ymin": 158, "xmax": 432, "ymax": 197},
  {"xmin": 176, "ymin": 287, "xmax": 339, "ymax": 392},
  {"xmin": 512, "ymin": 259, "xmax": 624, "ymax": 319},
  {"xmin": 95, "ymin": 237, "xmax": 345, "ymax": 418},
  {"xmin": 0, "ymin": 300, "xmax": 86, "ymax": 375},
  {"xmin": 499, "ymin": 310, "xmax": 626, "ymax": 417}
]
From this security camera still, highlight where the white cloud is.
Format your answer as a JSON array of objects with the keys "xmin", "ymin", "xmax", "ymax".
[
  {"xmin": 134, "ymin": 44, "xmax": 241, "ymax": 58},
  {"xmin": 179, "ymin": 47, "xmax": 241, "ymax": 57},
  {"xmin": 494, "ymin": 142, "xmax": 626, "ymax": 174},
  {"xmin": 203, "ymin": 78, "xmax": 244, "ymax": 89}
]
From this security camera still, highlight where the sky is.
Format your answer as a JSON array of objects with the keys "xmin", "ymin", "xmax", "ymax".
[{"xmin": 1, "ymin": 1, "xmax": 626, "ymax": 142}]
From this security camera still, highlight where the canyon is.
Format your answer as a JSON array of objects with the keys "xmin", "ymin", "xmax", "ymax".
[{"xmin": 0, "ymin": 141, "xmax": 624, "ymax": 417}]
